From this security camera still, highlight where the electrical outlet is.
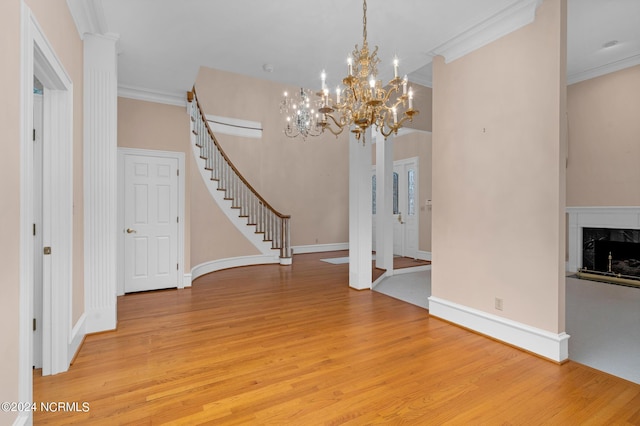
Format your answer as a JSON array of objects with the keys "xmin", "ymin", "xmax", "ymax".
[{"xmin": 495, "ymin": 297, "xmax": 503, "ymax": 311}]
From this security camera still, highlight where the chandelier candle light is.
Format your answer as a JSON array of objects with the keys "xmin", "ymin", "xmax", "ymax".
[{"xmin": 317, "ymin": 0, "xmax": 418, "ymax": 143}]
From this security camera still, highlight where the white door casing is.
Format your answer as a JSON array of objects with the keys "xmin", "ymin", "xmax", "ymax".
[
  {"xmin": 375, "ymin": 158, "xmax": 419, "ymax": 259},
  {"xmin": 33, "ymin": 91, "xmax": 43, "ymax": 370},
  {"xmin": 118, "ymin": 148, "xmax": 185, "ymax": 294}
]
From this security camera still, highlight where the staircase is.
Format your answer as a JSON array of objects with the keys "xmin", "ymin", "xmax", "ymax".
[{"xmin": 188, "ymin": 88, "xmax": 292, "ymax": 265}]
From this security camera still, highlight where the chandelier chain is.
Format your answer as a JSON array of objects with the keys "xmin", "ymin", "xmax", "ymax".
[{"xmin": 362, "ymin": 0, "xmax": 367, "ymax": 42}]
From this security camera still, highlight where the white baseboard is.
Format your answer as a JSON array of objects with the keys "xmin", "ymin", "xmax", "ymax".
[
  {"xmin": 191, "ymin": 254, "xmax": 280, "ymax": 281},
  {"xmin": 13, "ymin": 412, "xmax": 29, "ymax": 426},
  {"xmin": 428, "ymin": 296, "xmax": 570, "ymax": 362},
  {"xmin": 85, "ymin": 308, "xmax": 117, "ymax": 335},
  {"xmin": 417, "ymin": 250, "xmax": 432, "ymax": 261},
  {"xmin": 393, "ymin": 264, "xmax": 431, "ymax": 275},
  {"xmin": 68, "ymin": 313, "xmax": 87, "ymax": 365},
  {"xmin": 292, "ymin": 243, "xmax": 349, "ymax": 254},
  {"xmin": 182, "ymin": 273, "xmax": 192, "ymax": 288},
  {"xmin": 372, "ymin": 270, "xmax": 389, "ymax": 288}
]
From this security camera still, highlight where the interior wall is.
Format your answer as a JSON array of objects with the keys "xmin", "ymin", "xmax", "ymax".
[
  {"xmin": 0, "ymin": 0, "xmax": 22, "ymax": 421},
  {"xmin": 25, "ymin": 0, "xmax": 85, "ymax": 325},
  {"xmin": 432, "ymin": 0, "xmax": 567, "ymax": 333},
  {"xmin": 404, "ymin": 84, "xmax": 433, "ymax": 133},
  {"xmin": 566, "ymin": 64, "xmax": 640, "ymax": 206},
  {"xmin": 117, "ymin": 97, "xmax": 193, "ymax": 271},
  {"xmin": 195, "ymin": 67, "xmax": 350, "ymax": 247}
]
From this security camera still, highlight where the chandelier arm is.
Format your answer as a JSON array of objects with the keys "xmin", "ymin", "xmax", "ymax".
[
  {"xmin": 323, "ymin": 113, "xmax": 346, "ymax": 129},
  {"xmin": 321, "ymin": 122, "xmax": 345, "ymax": 137}
]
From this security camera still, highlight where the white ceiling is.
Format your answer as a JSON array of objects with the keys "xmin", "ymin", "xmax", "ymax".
[{"xmin": 73, "ymin": 0, "xmax": 640, "ymax": 104}]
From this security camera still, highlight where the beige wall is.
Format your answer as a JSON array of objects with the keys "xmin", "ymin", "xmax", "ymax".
[
  {"xmin": 195, "ymin": 67, "xmax": 350, "ymax": 248},
  {"xmin": 567, "ymin": 65, "xmax": 640, "ymax": 206},
  {"xmin": 0, "ymin": 1, "xmax": 22, "ymax": 421},
  {"xmin": 432, "ymin": 0, "xmax": 567, "ymax": 333},
  {"xmin": 405, "ymin": 84, "xmax": 433, "ymax": 133}
]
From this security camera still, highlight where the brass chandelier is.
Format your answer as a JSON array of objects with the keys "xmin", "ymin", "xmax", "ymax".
[{"xmin": 317, "ymin": 0, "xmax": 418, "ymax": 142}]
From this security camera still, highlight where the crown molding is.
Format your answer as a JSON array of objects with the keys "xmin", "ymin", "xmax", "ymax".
[
  {"xmin": 430, "ymin": 0, "xmax": 542, "ymax": 64},
  {"xmin": 408, "ymin": 69, "xmax": 433, "ymax": 88},
  {"xmin": 118, "ymin": 84, "xmax": 187, "ymax": 107},
  {"xmin": 66, "ymin": 0, "xmax": 108, "ymax": 39},
  {"xmin": 567, "ymin": 53, "xmax": 640, "ymax": 85}
]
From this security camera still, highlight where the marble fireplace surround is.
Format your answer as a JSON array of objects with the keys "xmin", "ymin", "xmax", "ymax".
[{"xmin": 567, "ymin": 207, "xmax": 640, "ymax": 273}]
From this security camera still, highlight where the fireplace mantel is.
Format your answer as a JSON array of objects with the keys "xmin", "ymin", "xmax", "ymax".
[{"xmin": 566, "ymin": 207, "xmax": 640, "ymax": 272}]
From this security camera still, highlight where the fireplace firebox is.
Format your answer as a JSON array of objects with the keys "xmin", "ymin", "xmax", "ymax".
[{"xmin": 580, "ymin": 227, "xmax": 640, "ymax": 285}]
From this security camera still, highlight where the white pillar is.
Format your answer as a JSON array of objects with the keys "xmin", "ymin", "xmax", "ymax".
[
  {"xmin": 349, "ymin": 130, "xmax": 373, "ymax": 289},
  {"xmin": 375, "ymin": 131, "xmax": 394, "ymax": 273},
  {"xmin": 83, "ymin": 34, "xmax": 118, "ymax": 333}
]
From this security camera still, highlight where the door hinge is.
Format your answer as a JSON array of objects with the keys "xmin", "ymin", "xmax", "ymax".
[
  {"xmin": 177, "ymin": 263, "xmax": 179, "ymax": 270},
  {"xmin": 177, "ymin": 216, "xmax": 179, "ymax": 223},
  {"xmin": 177, "ymin": 169, "xmax": 179, "ymax": 176},
  {"xmin": 33, "ymin": 318, "xmax": 36, "ymax": 331},
  {"xmin": 33, "ymin": 129, "xmax": 36, "ymax": 141},
  {"xmin": 33, "ymin": 223, "xmax": 36, "ymax": 236}
]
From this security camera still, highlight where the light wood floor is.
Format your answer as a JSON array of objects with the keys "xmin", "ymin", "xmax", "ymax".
[{"xmin": 34, "ymin": 252, "xmax": 640, "ymax": 425}]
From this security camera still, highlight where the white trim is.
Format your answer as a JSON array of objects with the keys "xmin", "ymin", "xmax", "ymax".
[
  {"xmin": 117, "ymin": 148, "xmax": 186, "ymax": 296},
  {"xmin": 566, "ymin": 206, "xmax": 640, "ymax": 272},
  {"xmin": 428, "ymin": 296, "xmax": 570, "ymax": 362},
  {"xmin": 430, "ymin": 0, "xmax": 542, "ymax": 64},
  {"xmin": 118, "ymin": 84, "xmax": 187, "ymax": 108},
  {"xmin": 568, "ymin": 53, "xmax": 640, "ymax": 85},
  {"xmin": 393, "ymin": 264, "xmax": 432, "ymax": 275},
  {"xmin": 83, "ymin": 33, "xmax": 118, "ymax": 334},
  {"xmin": 205, "ymin": 114, "xmax": 263, "ymax": 139},
  {"xmin": 279, "ymin": 257, "xmax": 293, "ymax": 266},
  {"xmin": 417, "ymin": 250, "xmax": 432, "ymax": 261},
  {"xmin": 13, "ymin": 413, "xmax": 29, "ymax": 426},
  {"xmin": 66, "ymin": 0, "xmax": 108, "ymax": 39},
  {"xmin": 372, "ymin": 270, "xmax": 389, "ymax": 288},
  {"xmin": 191, "ymin": 255, "xmax": 280, "ymax": 281},
  {"xmin": 191, "ymin": 131, "xmax": 277, "ymax": 256},
  {"xmin": 183, "ymin": 273, "xmax": 193, "ymax": 288},
  {"xmin": 292, "ymin": 242, "xmax": 349, "ymax": 254},
  {"xmin": 349, "ymin": 129, "xmax": 373, "ymax": 290},
  {"xmin": 68, "ymin": 313, "xmax": 86, "ymax": 365}
]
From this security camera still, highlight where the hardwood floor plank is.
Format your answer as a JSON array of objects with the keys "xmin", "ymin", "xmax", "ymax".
[{"xmin": 34, "ymin": 252, "xmax": 639, "ymax": 424}]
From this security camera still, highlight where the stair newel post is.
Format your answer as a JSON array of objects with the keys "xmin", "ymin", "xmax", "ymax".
[{"xmin": 282, "ymin": 216, "xmax": 291, "ymax": 260}]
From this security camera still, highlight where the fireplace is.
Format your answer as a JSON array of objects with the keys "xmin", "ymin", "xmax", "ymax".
[
  {"xmin": 567, "ymin": 207, "xmax": 640, "ymax": 287},
  {"xmin": 582, "ymin": 228, "xmax": 640, "ymax": 279}
]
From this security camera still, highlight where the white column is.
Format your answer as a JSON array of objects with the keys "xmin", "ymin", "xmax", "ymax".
[
  {"xmin": 349, "ymin": 130, "xmax": 373, "ymax": 289},
  {"xmin": 84, "ymin": 34, "xmax": 118, "ymax": 333},
  {"xmin": 375, "ymin": 131, "xmax": 394, "ymax": 273}
]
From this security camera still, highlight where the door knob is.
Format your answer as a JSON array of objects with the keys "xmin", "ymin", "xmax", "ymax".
[
  {"xmin": 126, "ymin": 228, "xmax": 137, "ymax": 234},
  {"xmin": 398, "ymin": 213, "xmax": 405, "ymax": 224}
]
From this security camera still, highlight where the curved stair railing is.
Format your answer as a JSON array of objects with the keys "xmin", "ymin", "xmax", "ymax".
[{"xmin": 188, "ymin": 88, "xmax": 292, "ymax": 264}]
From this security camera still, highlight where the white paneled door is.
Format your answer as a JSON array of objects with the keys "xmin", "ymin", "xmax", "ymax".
[
  {"xmin": 392, "ymin": 159, "xmax": 419, "ymax": 259},
  {"xmin": 123, "ymin": 154, "xmax": 179, "ymax": 293}
]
